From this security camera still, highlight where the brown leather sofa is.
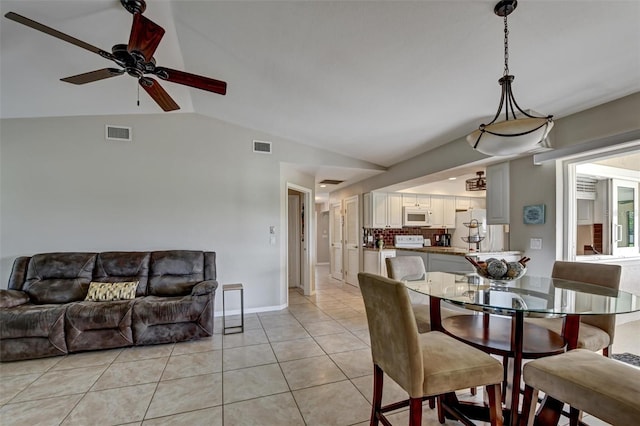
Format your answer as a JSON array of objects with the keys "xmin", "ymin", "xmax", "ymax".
[{"xmin": 0, "ymin": 250, "xmax": 217, "ymax": 362}]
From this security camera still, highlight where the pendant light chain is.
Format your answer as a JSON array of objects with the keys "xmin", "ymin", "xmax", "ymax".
[{"xmin": 503, "ymin": 12, "xmax": 509, "ymax": 76}]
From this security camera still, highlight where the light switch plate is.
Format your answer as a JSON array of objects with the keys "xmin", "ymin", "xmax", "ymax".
[{"xmin": 530, "ymin": 238, "xmax": 542, "ymax": 250}]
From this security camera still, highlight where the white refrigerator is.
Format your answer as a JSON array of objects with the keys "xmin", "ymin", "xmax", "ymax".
[{"xmin": 452, "ymin": 209, "xmax": 505, "ymax": 252}]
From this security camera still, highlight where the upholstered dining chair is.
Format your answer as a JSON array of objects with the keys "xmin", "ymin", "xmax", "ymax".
[
  {"xmin": 526, "ymin": 261, "xmax": 622, "ymax": 356},
  {"xmin": 385, "ymin": 256, "xmax": 463, "ymax": 333},
  {"xmin": 358, "ymin": 272, "xmax": 504, "ymax": 426},
  {"xmin": 385, "ymin": 256, "xmax": 478, "ymax": 400}
]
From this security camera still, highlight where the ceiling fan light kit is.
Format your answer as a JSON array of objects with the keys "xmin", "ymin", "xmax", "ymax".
[
  {"xmin": 4, "ymin": 0, "xmax": 227, "ymax": 112},
  {"xmin": 465, "ymin": 171, "xmax": 487, "ymax": 191},
  {"xmin": 467, "ymin": 0, "xmax": 554, "ymax": 156}
]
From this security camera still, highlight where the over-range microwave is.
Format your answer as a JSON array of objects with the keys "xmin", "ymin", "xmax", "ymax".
[{"xmin": 402, "ymin": 207, "xmax": 432, "ymax": 227}]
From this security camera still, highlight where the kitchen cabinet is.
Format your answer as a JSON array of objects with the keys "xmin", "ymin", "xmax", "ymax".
[
  {"xmin": 470, "ymin": 197, "xmax": 486, "ymax": 210},
  {"xmin": 429, "ymin": 253, "xmax": 474, "ymax": 273},
  {"xmin": 363, "ymin": 249, "xmax": 396, "ymax": 276},
  {"xmin": 402, "ymin": 194, "xmax": 431, "ymax": 208},
  {"xmin": 455, "ymin": 197, "xmax": 470, "ymax": 211},
  {"xmin": 455, "ymin": 197, "xmax": 486, "ymax": 211},
  {"xmin": 364, "ymin": 192, "xmax": 402, "ymax": 229},
  {"xmin": 373, "ymin": 192, "xmax": 388, "ymax": 228},
  {"xmin": 363, "ymin": 192, "xmax": 372, "ymax": 228},
  {"xmin": 430, "ymin": 195, "xmax": 456, "ymax": 228},
  {"xmin": 388, "ymin": 193, "xmax": 403, "ymax": 228},
  {"xmin": 577, "ymin": 199, "xmax": 594, "ymax": 225},
  {"xmin": 486, "ymin": 162, "xmax": 510, "ymax": 224}
]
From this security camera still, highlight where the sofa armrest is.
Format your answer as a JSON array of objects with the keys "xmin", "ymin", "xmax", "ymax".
[
  {"xmin": 191, "ymin": 280, "xmax": 218, "ymax": 297},
  {"xmin": 0, "ymin": 289, "xmax": 30, "ymax": 308}
]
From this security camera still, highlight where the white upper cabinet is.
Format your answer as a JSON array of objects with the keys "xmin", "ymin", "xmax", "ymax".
[
  {"xmin": 486, "ymin": 162, "xmax": 510, "ymax": 224},
  {"xmin": 455, "ymin": 197, "xmax": 470, "ymax": 211},
  {"xmin": 443, "ymin": 196, "xmax": 456, "ymax": 228},
  {"xmin": 363, "ymin": 192, "xmax": 372, "ymax": 228},
  {"xmin": 365, "ymin": 192, "xmax": 403, "ymax": 229},
  {"xmin": 402, "ymin": 194, "xmax": 431, "ymax": 208},
  {"xmin": 470, "ymin": 197, "xmax": 486, "ymax": 209},
  {"xmin": 387, "ymin": 193, "xmax": 403, "ymax": 228},
  {"xmin": 372, "ymin": 192, "xmax": 388, "ymax": 228},
  {"xmin": 429, "ymin": 195, "xmax": 456, "ymax": 228}
]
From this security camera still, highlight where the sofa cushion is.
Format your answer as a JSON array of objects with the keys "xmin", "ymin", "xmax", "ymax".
[
  {"xmin": 0, "ymin": 290, "xmax": 30, "ymax": 308},
  {"xmin": 0, "ymin": 303, "xmax": 68, "ymax": 361},
  {"xmin": 65, "ymin": 300, "xmax": 134, "ymax": 352},
  {"xmin": 93, "ymin": 252, "xmax": 150, "ymax": 297},
  {"xmin": 23, "ymin": 252, "xmax": 96, "ymax": 304},
  {"xmin": 149, "ymin": 251, "xmax": 205, "ymax": 296},
  {"xmin": 132, "ymin": 294, "xmax": 213, "ymax": 345},
  {"xmin": 85, "ymin": 281, "xmax": 138, "ymax": 301}
]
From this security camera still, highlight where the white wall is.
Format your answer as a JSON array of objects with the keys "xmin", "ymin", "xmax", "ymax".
[{"xmin": 0, "ymin": 113, "xmax": 373, "ymax": 313}]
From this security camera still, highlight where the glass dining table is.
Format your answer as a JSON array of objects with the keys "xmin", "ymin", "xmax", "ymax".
[{"xmin": 403, "ymin": 271, "xmax": 640, "ymax": 426}]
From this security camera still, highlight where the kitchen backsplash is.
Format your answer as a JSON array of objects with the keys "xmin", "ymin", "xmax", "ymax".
[{"xmin": 363, "ymin": 227, "xmax": 449, "ymax": 247}]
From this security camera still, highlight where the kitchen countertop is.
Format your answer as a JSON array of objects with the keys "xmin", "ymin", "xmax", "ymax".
[{"xmin": 363, "ymin": 246, "xmax": 521, "ymax": 258}]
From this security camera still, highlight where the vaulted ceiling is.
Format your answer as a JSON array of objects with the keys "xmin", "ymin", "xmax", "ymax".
[{"xmin": 2, "ymin": 1, "xmax": 639, "ymax": 196}]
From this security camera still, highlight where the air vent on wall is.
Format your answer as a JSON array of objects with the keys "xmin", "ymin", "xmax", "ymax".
[
  {"xmin": 105, "ymin": 125, "xmax": 132, "ymax": 141},
  {"xmin": 253, "ymin": 140, "xmax": 272, "ymax": 154}
]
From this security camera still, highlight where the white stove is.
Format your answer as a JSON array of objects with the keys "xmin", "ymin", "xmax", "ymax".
[{"xmin": 394, "ymin": 235, "xmax": 424, "ymax": 248}]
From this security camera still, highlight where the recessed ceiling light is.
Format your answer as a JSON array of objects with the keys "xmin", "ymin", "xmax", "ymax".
[
  {"xmin": 448, "ymin": 177, "xmax": 457, "ymax": 181},
  {"xmin": 320, "ymin": 184, "xmax": 327, "ymax": 188}
]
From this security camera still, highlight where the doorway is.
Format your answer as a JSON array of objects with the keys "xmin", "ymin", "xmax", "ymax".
[
  {"xmin": 286, "ymin": 183, "xmax": 313, "ymax": 297},
  {"xmin": 288, "ymin": 189, "xmax": 303, "ymax": 289}
]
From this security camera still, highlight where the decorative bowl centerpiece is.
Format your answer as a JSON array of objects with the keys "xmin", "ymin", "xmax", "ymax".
[{"xmin": 465, "ymin": 256, "xmax": 530, "ymax": 281}]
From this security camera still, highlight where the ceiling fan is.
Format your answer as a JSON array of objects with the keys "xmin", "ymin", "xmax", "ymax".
[{"xmin": 4, "ymin": 0, "xmax": 227, "ymax": 111}]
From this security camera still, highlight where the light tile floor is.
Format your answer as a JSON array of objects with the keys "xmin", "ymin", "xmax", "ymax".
[{"xmin": 0, "ymin": 265, "xmax": 637, "ymax": 425}]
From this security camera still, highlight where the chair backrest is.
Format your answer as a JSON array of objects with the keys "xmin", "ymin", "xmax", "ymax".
[
  {"xmin": 551, "ymin": 261, "xmax": 622, "ymax": 342},
  {"xmin": 385, "ymin": 256, "xmax": 426, "ymax": 281},
  {"xmin": 358, "ymin": 272, "xmax": 424, "ymax": 397}
]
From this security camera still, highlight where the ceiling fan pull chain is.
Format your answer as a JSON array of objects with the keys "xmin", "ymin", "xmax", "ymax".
[{"xmin": 137, "ymin": 82, "xmax": 140, "ymax": 106}]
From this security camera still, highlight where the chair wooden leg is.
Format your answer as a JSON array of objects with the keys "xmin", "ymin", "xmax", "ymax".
[
  {"xmin": 519, "ymin": 384, "xmax": 536, "ymax": 426},
  {"xmin": 603, "ymin": 345, "xmax": 611, "ymax": 357},
  {"xmin": 487, "ymin": 383, "xmax": 503, "ymax": 426},
  {"xmin": 470, "ymin": 386, "xmax": 477, "ymax": 396},
  {"xmin": 429, "ymin": 396, "xmax": 435, "ymax": 409},
  {"xmin": 534, "ymin": 395, "xmax": 564, "ymax": 426},
  {"xmin": 409, "ymin": 397, "xmax": 422, "ymax": 426},
  {"xmin": 569, "ymin": 407, "xmax": 580, "ymax": 426},
  {"xmin": 437, "ymin": 395, "xmax": 445, "ymax": 424},
  {"xmin": 371, "ymin": 364, "xmax": 383, "ymax": 426}
]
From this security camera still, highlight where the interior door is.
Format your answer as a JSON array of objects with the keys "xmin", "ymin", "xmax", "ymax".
[
  {"xmin": 287, "ymin": 194, "xmax": 301, "ymax": 288},
  {"xmin": 329, "ymin": 201, "xmax": 343, "ymax": 280},
  {"xmin": 611, "ymin": 179, "xmax": 638, "ymax": 256},
  {"xmin": 343, "ymin": 195, "xmax": 359, "ymax": 286}
]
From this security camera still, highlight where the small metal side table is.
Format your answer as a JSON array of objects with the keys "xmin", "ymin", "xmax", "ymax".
[{"xmin": 222, "ymin": 283, "xmax": 244, "ymax": 335}]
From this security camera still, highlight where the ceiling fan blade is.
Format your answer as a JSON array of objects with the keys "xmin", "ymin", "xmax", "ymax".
[
  {"xmin": 139, "ymin": 77, "xmax": 180, "ymax": 112},
  {"xmin": 128, "ymin": 13, "xmax": 165, "ymax": 62},
  {"xmin": 61, "ymin": 68, "xmax": 125, "ymax": 85},
  {"xmin": 4, "ymin": 12, "xmax": 114, "ymax": 61},
  {"xmin": 154, "ymin": 67, "xmax": 227, "ymax": 95}
]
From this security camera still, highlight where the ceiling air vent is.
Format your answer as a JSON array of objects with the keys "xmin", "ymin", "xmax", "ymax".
[
  {"xmin": 319, "ymin": 179, "xmax": 344, "ymax": 185},
  {"xmin": 105, "ymin": 125, "xmax": 132, "ymax": 141},
  {"xmin": 253, "ymin": 140, "xmax": 272, "ymax": 154}
]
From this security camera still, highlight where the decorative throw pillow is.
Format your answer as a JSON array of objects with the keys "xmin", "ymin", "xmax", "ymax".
[{"xmin": 85, "ymin": 281, "xmax": 139, "ymax": 301}]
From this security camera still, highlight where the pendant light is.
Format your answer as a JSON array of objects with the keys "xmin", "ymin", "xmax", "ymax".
[
  {"xmin": 466, "ymin": 171, "xmax": 486, "ymax": 191},
  {"xmin": 467, "ymin": 0, "xmax": 554, "ymax": 156}
]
